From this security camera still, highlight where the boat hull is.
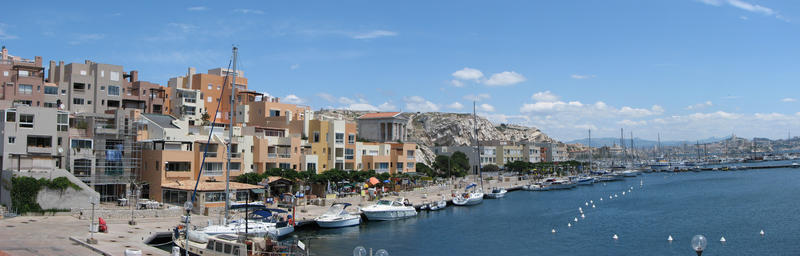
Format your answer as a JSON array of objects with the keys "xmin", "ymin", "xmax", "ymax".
[
  {"xmin": 453, "ymin": 196, "xmax": 483, "ymax": 206},
  {"xmin": 485, "ymin": 190, "xmax": 507, "ymax": 199},
  {"xmin": 316, "ymin": 216, "xmax": 360, "ymax": 228},
  {"xmin": 362, "ymin": 209, "xmax": 417, "ymax": 221}
]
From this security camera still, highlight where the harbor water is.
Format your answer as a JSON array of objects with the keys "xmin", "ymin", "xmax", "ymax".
[{"xmin": 295, "ymin": 167, "xmax": 800, "ymax": 255}]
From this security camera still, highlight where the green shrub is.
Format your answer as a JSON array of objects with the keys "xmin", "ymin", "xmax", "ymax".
[{"xmin": 11, "ymin": 176, "xmax": 82, "ymax": 214}]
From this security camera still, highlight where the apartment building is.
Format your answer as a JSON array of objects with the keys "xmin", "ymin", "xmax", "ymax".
[
  {"xmin": 0, "ymin": 106, "xmax": 69, "ymax": 171},
  {"xmin": 239, "ymin": 95, "xmax": 312, "ymax": 136},
  {"xmin": 307, "ymin": 119, "xmax": 357, "ymax": 172},
  {"xmin": 354, "ymin": 142, "xmax": 417, "ymax": 174},
  {"xmin": 0, "ymin": 47, "xmax": 49, "ymax": 107},
  {"xmin": 123, "ymin": 71, "xmax": 169, "ymax": 114},
  {"xmin": 356, "ymin": 112, "xmax": 408, "ymax": 142}
]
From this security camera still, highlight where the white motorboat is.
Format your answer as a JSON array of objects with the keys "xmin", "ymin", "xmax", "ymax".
[
  {"xmin": 452, "ymin": 183, "xmax": 484, "ymax": 206},
  {"xmin": 542, "ymin": 178, "xmax": 575, "ymax": 190},
  {"xmin": 361, "ymin": 198, "xmax": 417, "ymax": 221},
  {"xmin": 576, "ymin": 176, "xmax": 595, "ymax": 185},
  {"xmin": 201, "ymin": 208, "xmax": 294, "ymax": 238},
  {"xmin": 484, "ymin": 187, "xmax": 507, "ymax": 199},
  {"xmin": 427, "ymin": 197, "xmax": 447, "ymax": 211},
  {"xmin": 621, "ymin": 170, "xmax": 640, "ymax": 177},
  {"xmin": 174, "ymin": 231, "xmax": 307, "ymax": 256},
  {"xmin": 315, "ymin": 203, "xmax": 361, "ymax": 228},
  {"xmin": 523, "ymin": 183, "xmax": 548, "ymax": 191}
]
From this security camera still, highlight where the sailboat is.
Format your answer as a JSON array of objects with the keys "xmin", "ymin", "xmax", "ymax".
[{"xmin": 453, "ymin": 102, "xmax": 485, "ymax": 206}]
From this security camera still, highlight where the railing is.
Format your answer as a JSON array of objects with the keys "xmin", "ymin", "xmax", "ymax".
[
  {"xmin": 204, "ymin": 152, "xmax": 218, "ymax": 158},
  {"xmin": 268, "ymin": 153, "xmax": 277, "ymax": 158},
  {"xmin": 26, "ymin": 146, "xmax": 53, "ymax": 154},
  {"xmin": 183, "ymin": 98, "xmax": 196, "ymax": 103},
  {"xmin": 375, "ymin": 168, "xmax": 390, "ymax": 173},
  {"xmin": 278, "ymin": 154, "xmax": 291, "ymax": 158},
  {"xmin": 231, "ymin": 153, "xmax": 242, "ymax": 158}
]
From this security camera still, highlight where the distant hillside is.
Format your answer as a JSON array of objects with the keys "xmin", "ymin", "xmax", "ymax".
[
  {"xmin": 316, "ymin": 109, "xmax": 556, "ymax": 165},
  {"xmin": 566, "ymin": 136, "xmax": 729, "ymax": 148}
]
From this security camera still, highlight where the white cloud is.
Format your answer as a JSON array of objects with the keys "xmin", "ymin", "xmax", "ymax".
[
  {"xmin": 452, "ymin": 67, "xmax": 484, "ymax": 81},
  {"xmin": 290, "ymin": 64, "xmax": 300, "ymax": 70},
  {"xmin": 352, "ymin": 30, "xmax": 397, "ymax": 39},
  {"xmin": 447, "ymin": 102, "xmax": 464, "ymax": 110},
  {"xmin": 283, "ymin": 94, "xmax": 305, "ymax": 104},
  {"xmin": 686, "ymin": 101, "xmax": 713, "ymax": 110},
  {"xmin": 404, "ymin": 96, "xmax": 439, "ymax": 112},
  {"xmin": 617, "ymin": 119, "xmax": 647, "ymax": 126},
  {"xmin": 187, "ymin": 6, "xmax": 207, "ymax": 11},
  {"xmin": 463, "ymin": 93, "xmax": 491, "ymax": 101},
  {"xmin": 484, "ymin": 71, "xmax": 526, "ymax": 86},
  {"xmin": 0, "ymin": 23, "xmax": 18, "ymax": 40},
  {"xmin": 377, "ymin": 102, "xmax": 398, "ymax": 111},
  {"xmin": 345, "ymin": 103, "xmax": 379, "ymax": 111},
  {"xmin": 571, "ymin": 74, "xmax": 595, "ymax": 80},
  {"xmin": 68, "ymin": 33, "xmax": 105, "ymax": 45},
  {"xmin": 450, "ymin": 79, "xmax": 464, "ymax": 87},
  {"xmin": 478, "ymin": 103, "xmax": 495, "ymax": 112},
  {"xmin": 338, "ymin": 96, "xmax": 356, "ymax": 105},
  {"xmin": 234, "ymin": 9, "xmax": 264, "ymax": 15},
  {"xmin": 317, "ymin": 93, "xmax": 335, "ymax": 103},
  {"xmin": 781, "ymin": 97, "xmax": 796, "ymax": 102},
  {"xmin": 531, "ymin": 91, "xmax": 559, "ymax": 102},
  {"xmin": 740, "ymin": 15, "xmax": 749, "ymax": 20},
  {"xmin": 697, "ymin": 0, "xmax": 784, "ymax": 21}
]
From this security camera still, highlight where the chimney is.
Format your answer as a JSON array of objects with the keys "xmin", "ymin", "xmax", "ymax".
[
  {"xmin": 34, "ymin": 56, "xmax": 42, "ymax": 66},
  {"xmin": 130, "ymin": 70, "xmax": 138, "ymax": 82},
  {"xmin": 187, "ymin": 67, "xmax": 195, "ymax": 89},
  {"xmin": 58, "ymin": 61, "xmax": 64, "ymax": 83},
  {"xmin": 48, "ymin": 60, "xmax": 56, "ymax": 82},
  {"xmin": 1, "ymin": 46, "xmax": 7, "ymax": 59}
]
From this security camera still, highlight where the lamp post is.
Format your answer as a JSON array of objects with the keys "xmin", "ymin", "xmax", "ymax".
[
  {"xmin": 183, "ymin": 201, "xmax": 193, "ymax": 256},
  {"xmin": 87, "ymin": 196, "xmax": 98, "ymax": 244},
  {"xmin": 692, "ymin": 234, "xmax": 707, "ymax": 256}
]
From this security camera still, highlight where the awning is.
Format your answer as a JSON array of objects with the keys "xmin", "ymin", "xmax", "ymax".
[{"xmin": 368, "ymin": 177, "xmax": 380, "ymax": 185}]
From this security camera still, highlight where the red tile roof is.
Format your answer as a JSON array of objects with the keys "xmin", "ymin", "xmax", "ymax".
[{"xmin": 358, "ymin": 112, "xmax": 401, "ymax": 119}]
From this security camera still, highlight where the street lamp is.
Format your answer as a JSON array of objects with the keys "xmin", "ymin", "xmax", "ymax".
[
  {"xmin": 691, "ymin": 235, "xmax": 707, "ymax": 256},
  {"xmin": 183, "ymin": 201, "xmax": 193, "ymax": 256}
]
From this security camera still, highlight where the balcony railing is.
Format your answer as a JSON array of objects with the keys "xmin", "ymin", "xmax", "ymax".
[
  {"xmin": 268, "ymin": 153, "xmax": 277, "ymax": 158},
  {"xmin": 278, "ymin": 154, "xmax": 291, "ymax": 158},
  {"xmin": 183, "ymin": 98, "xmax": 196, "ymax": 103},
  {"xmin": 204, "ymin": 152, "xmax": 218, "ymax": 158},
  {"xmin": 26, "ymin": 146, "xmax": 53, "ymax": 154}
]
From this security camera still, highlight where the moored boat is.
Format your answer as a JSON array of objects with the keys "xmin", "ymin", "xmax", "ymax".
[
  {"xmin": 361, "ymin": 198, "xmax": 417, "ymax": 221},
  {"xmin": 484, "ymin": 187, "xmax": 507, "ymax": 199},
  {"xmin": 452, "ymin": 183, "xmax": 484, "ymax": 206},
  {"xmin": 315, "ymin": 203, "xmax": 361, "ymax": 228}
]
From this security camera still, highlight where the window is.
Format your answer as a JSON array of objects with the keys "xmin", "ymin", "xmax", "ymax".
[
  {"xmin": 335, "ymin": 133, "xmax": 344, "ymax": 144},
  {"xmin": 108, "ymin": 85, "xmax": 120, "ymax": 96},
  {"xmin": 407, "ymin": 150, "xmax": 415, "ymax": 159},
  {"xmin": 165, "ymin": 162, "xmax": 190, "ymax": 172},
  {"xmin": 279, "ymin": 163, "xmax": 291, "ymax": 170},
  {"xmin": 397, "ymin": 162, "xmax": 403, "ymax": 169},
  {"xmin": 27, "ymin": 136, "xmax": 52, "ymax": 148},
  {"xmin": 205, "ymin": 192, "xmax": 226, "ymax": 202},
  {"xmin": 71, "ymin": 139, "xmax": 92, "ymax": 150},
  {"xmin": 44, "ymin": 102, "xmax": 57, "ymax": 108},
  {"xmin": 18, "ymin": 84, "xmax": 32, "ymax": 94},
  {"xmin": 203, "ymin": 162, "xmax": 224, "ymax": 176},
  {"xmin": 44, "ymin": 86, "xmax": 58, "ymax": 95},
  {"xmin": 224, "ymin": 244, "xmax": 232, "ymax": 254},
  {"xmin": 61, "ymin": 89, "xmax": 66, "ymax": 95},
  {"xmin": 73, "ymin": 83, "xmax": 86, "ymax": 90},
  {"xmin": 110, "ymin": 71, "xmax": 119, "ymax": 81},
  {"xmin": 100, "ymin": 86, "xmax": 104, "ymax": 91},
  {"xmin": 345, "ymin": 148, "xmax": 354, "ymax": 160},
  {"xmin": 378, "ymin": 163, "xmax": 389, "ymax": 170},
  {"xmin": 2, "ymin": 71, "xmax": 7, "ymax": 76},
  {"xmin": 8, "ymin": 137, "xmax": 15, "ymax": 144},
  {"xmin": 6, "ymin": 111, "xmax": 15, "ymax": 122},
  {"xmin": 19, "ymin": 114, "xmax": 34, "ymax": 128},
  {"xmin": 348, "ymin": 134, "xmax": 355, "ymax": 144},
  {"xmin": 73, "ymin": 98, "xmax": 84, "ymax": 105},
  {"xmin": 207, "ymin": 96, "xmax": 212, "ymax": 103},
  {"xmin": 80, "ymin": 70, "xmax": 87, "ymax": 76},
  {"xmin": 12, "ymin": 100, "xmax": 31, "ymax": 106},
  {"xmin": 208, "ymin": 84, "xmax": 212, "ymax": 90},
  {"xmin": 270, "ymin": 110, "xmax": 281, "ymax": 117},
  {"xmin": 18, "ymin": 70, "xmax": 29, "ymax": 77},
  {"xmin": 57, "ymin": 113, "xmax": 68, "ymax": 131},
  {"xmin": 100, "ymin": 70, "xmax": 104, "ymax": 77},
  {"xmin": 230, "ymin": 162, "xmax": 241, "ymax": 171},
  {"xmin": 313, "ymin": 132, "xmax": 320, "ymax": 142}
]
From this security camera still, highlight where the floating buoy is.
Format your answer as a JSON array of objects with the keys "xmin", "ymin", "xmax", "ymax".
[
  {"xmin": 720, "ymin": 236, "xmax": 726, "ymax": 243},
  {"xmin": 590, "ymin": 200, "xmax": 594, "ymax": 204},
  {"xmin": 600, "ymin": 198, "xmax": 603, "ymax": 201},
  {"xmin": 581, "ymin": 214, "xmax": 585, "ymax": 219},
  {"xmin": 574, "ymin": 217, "xmax": 579, "ymax": 222},
  {"xmin": 760, "ymin": 230, "xmax": 765, "ymax": 236},
  {"xmin": 552, "ymin": 228, "xmax": 556, "ymax": 233},
  {"xmin": 622, "ymin": 192, "xmax": 626, "ymax": 195},
  {"xmin": 613, "ymin": 234, "xmax": 619, "ymax": 240},
  {"xmin": 614, "ymin": 194, "xmax": 618, "ymax": 198},
  {"xmin": 609, "ymin": 196, "xmax": 612, "ymax": 199},
  {"xmin": 568, "ymin": 223, "xmax": 572, "ymax": 227},
  {"xmin": 592, "ymin": 204, "xmax": 596, "ymax": 208},
  {"xmin": 579, "ymin": 207, "xmax": 582, "ymax": 211},
  {"xmin": 668, "ymin": 235, "xmax": 673, "ymax": 242}
]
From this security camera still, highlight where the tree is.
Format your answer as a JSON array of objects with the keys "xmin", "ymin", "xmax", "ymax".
[
  {"xmin": 450, "ymin": 151, "xmax": 470, "ymax": 177},
  {"xmin": 416, "ymin": 163, "xmax": 435, "ymax": 177},
  {"xmin": 235, "ymin": 172, "xmax": 262, "ymax": 185},
  {"xmin": 201, "ymin": 112, "xmax": 211, "ymax": 126},
  {"xmin": 481, "ymin": 164, "xmax": 500, "ymax": 173},
  {"xmin": 505, "ymin": 161, "xmax": 531, "ymax": 173},
  {"xmin": 432, "ymin": 155, "xmax": 451, "ymax": 177}
]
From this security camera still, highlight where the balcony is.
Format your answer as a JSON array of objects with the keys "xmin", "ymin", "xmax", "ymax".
[
  {"xmin": 231, "ymin": 152, "xmax": 242, "ymax": 158},
  {"xmin": 27, "ymin": 146, "xmax": 53, "ymax": 154},
  {"xmin": 204, "ymin": 152, "xmax": 218, "ymax": 158},
  {"xmin": 183, "ymin": 98, "xmax": 196, "ymax": 104},
  {"xmin": 268, "ymin": 153, "xmax": 277, "ymax": 158},
  {"xmin": 278, "ymin": 154, "xmax": 291, "ymax": 159},
  {"xmin": 95, "ymin": 126, "xmax": 117, "ymax": 135}
]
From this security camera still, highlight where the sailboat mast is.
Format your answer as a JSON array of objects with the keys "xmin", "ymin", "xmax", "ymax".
[
  {"xmin": 473, "ymin": 101, "xmax": 483, "ymax": 190},
  {"xmin": 630, "ymin": 131, "xmax": 634, "ymax": 164},
  {"xmin": 225, "ymin": 46, "xmax": 238, "ymax": 223},
  {"xmin": 588, "ymin": 129, "xmax": 592, "ymax": 172}
]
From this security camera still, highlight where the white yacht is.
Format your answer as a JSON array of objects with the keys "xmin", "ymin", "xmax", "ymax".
[
  {"xmin": 201, "ymin": 208, "xmax": 294, "ymax": 238},
  {"xmin": 427, "ymin": 197, "xmax": 447, "ymax": 211},
  {"xmin": 484, "ymin": 187, "xmax": 507, "ymax": 199},
  {"xmin": 543, "ymin": 178, "xmax": 576, "ymax": 190},
  {"xmin": 315, "ymin": 203, "xmax": 361, "ymax": 228},
  {"xmin": 361, "ymin": 198, "xmax": 417, "ymax": 221},
  {"xmin": 523, "ymin": 183, "xmax": 547, "ymax": 191},
  {"xmin": 453, "ymin": 184, "xmax": 484, "ymax": 206}
]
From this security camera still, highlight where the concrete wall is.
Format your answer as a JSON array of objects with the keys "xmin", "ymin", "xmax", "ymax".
[{"xmin": 1, "ymin": 168, "xmax": 98, "ymax": 211}]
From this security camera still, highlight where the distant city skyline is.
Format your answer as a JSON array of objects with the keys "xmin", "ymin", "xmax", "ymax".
[{"xmin": 1, "ymin": 0, "xmax": 798, "ymax": 141}]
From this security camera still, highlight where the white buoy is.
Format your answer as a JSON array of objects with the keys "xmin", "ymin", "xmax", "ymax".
[
  {"xmin": 613, "ymin": 234, "xmax": 619, "ymax": 240},
  {"xmin": 760, "ymin": 229, "xmax": 765, "ymax": 236},
  {"xmin": 568, "ymin": 223, "xmax": 572, "ymax": 227},
  {"xmin": 574, "ymin": 217, "xmax": 579, "ymax": 222},
  {"xmin": 600, "ymin": 198, "xmax": 603, "ymax": 201},
  {"xmin": 592, "ymin": 204, "xmax": 596, "ymax": 208},
  {"xmin": 720, "ymin": 236, "xmax": 726, "ymax": 243},
  {"xmin": 609, "ymin": 195, "xmax": 612, "ymax": 199},
  {"xmin": 622, "ymin": 191, "xmax": 626, "ymax": 195},
  {"xmin": 552, "ymin": 228, "xmax": 557, "ymax": 233},
  {"xmin": 614, "ymin": 194, "xmax": 618, "ymax": 198},
  {"xmin": 590, "ymin": 200, "xmax": 594, "ymax": 204},
  {"xmin": 581, "ymin": 214, "xmax": 585, "ymax": 219},
  {"xmin": 585, "ymin": 202, "xmax": 589, "ymax": 206},
  {"xmin": 579, "ymin": 207, "xmax": 583, "ymax": 211},
  {"xmin": 668, "ymin": 235, "xmax": 673, "ymax": 242}
]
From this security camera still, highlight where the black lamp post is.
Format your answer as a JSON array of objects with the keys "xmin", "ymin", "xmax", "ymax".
[{"xmin": 692, "ymin": 235, "xmax": 707, "ymax": 256}]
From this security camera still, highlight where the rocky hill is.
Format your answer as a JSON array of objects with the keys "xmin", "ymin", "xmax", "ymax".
[{"xmin": 316, "ymin": 109, "xmax": 555, "ymax": 165}]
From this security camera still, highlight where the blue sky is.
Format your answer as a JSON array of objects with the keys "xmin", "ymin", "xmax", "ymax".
[{"xmin": 1, "ymin": 0, "xmax": 799, "ymax": 141}]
